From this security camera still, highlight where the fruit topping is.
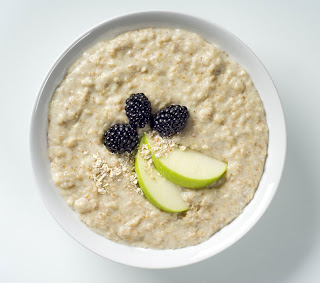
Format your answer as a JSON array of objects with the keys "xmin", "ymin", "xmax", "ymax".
[
  {"xmin": 151, "ymin": 105, "xmax": 189, "ymax": 137},
  {"xmin": 103, "ymin": 124, "xmax": 138, "ymax": 154},
  {"xmin": 145, "ymin": 134, "xmax": 227, "ymax": 188},
  {"xmin": 125, "ymin": 93, "xmax": 152, "ymax": 128},
  {"xmin": 135, "ymin": 135, "xmax": 189, "ymax": 212}
]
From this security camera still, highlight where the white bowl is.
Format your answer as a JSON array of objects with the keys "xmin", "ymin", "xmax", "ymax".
[{"xmin": 30, "ymin": 11, "xmax": 286, "ymax": 269}]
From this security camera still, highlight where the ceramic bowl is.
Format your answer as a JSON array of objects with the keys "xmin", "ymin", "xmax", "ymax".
[{"xmin": 30, "ymin": 11, "xmax": 286, "ymax": 269}]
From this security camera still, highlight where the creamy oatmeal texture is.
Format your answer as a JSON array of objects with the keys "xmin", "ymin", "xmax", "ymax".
[{"xmin": 48, "ymin": 28, "xmax": 268, "ymax": 249}]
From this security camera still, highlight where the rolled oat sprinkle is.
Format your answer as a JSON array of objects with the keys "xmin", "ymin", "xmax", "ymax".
[
  {"xmin": 146, "ymin": 131, "xmax": 177, "ymax": 158},
  {"xmin": 91, "ymin": 153, "xmax": 139, "ymax": 195}
]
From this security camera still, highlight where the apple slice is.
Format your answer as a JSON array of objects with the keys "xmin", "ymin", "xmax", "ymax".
[
  {"xmin": 145, "ymin": 135, "xmax": 227, "ymax": 189},
  {"xmin": 135, "ymin": 136, "xmax": 189, "ymax": 213}
]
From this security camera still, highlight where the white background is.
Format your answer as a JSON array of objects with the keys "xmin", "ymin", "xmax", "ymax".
[{"xmin": 1, "ymin": 0, "xmax": 320, "ymax": 282}]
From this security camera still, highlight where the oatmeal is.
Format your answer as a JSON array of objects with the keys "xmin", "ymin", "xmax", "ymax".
[{"xmin": 48, "ymin": 28, "xmax": 268, "ymax": 249}]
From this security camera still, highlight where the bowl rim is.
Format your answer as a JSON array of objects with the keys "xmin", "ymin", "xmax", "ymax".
[{"xmin": 30, "ymin": 10, "xmax": 287, "ymax": 269}]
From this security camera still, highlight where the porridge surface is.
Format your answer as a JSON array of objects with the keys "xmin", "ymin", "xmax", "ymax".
[{"xmin": 48, "ymin": 28, "xmax": 268, "ymax": 249}]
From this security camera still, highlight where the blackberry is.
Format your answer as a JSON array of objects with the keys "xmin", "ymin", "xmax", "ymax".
[
  {"xmin": 125, "ymin": 93, "xmax": 151, "ymax": 128},
  {"xmin": 103, "ymin": 124, "xmax": 138, "ymax": 154},
  {"xmin": 152, "ymin": 105, "xmax": 189, "ymax": 137}
]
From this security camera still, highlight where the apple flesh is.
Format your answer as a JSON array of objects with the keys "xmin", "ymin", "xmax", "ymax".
[
  {"xmin": 135, "ymin": 136, "xmax": 189, "ymax": 213},
  {"xmin": 145, "ymin": 135, "xmax": 227, "ymax": 189}
]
